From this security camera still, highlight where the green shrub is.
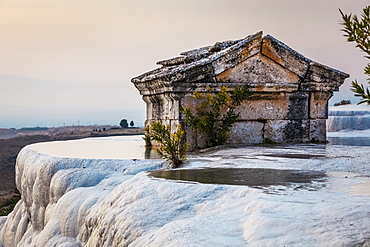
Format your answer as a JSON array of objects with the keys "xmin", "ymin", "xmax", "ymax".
[
  {"xmin": 340, "ymin": 6, "xmax": 370, "ymax": 104},
  {"xmin": 143, "ymin": 126, "xmax": 152, "ymax": 147},
  {"xmin": 262, "ymin": 138, "xmax": 278, "ymax": 145},
  {"xmin": 181, "ymin": 85, "xmax": 252, "ymax": 148},
  {"xmin": 145, "ymin": 122, "xmax": 188, "ymax": 168},
  {"xmin": 333, "ymin": 100, "xmax": 351, "ymax": 106}
]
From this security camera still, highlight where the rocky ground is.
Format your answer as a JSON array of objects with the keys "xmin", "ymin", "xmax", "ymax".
[{"xmin": 0, "ymin": 126, "xmax": 143, "ymax": 207}]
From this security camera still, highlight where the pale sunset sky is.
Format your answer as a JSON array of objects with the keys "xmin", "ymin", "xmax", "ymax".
[{"xmin": 0, "ymin": 0, "xmax": 369, "ymax": 128}]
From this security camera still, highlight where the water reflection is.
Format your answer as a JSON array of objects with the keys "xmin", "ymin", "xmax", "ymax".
[
  {"xmin": 149, "ymin": 168, "xmax": 326, "ymax": 188},
  {"xmin": 328, "ymin": 137, "xmax": 370, "ymax": 146},
  {"xmin": 144, "ymin": 146, "xmax": 162, "ymax": 159},
  {"xmin": 262, "ymin": 153, "xmax": 326, "ymax": 159}
]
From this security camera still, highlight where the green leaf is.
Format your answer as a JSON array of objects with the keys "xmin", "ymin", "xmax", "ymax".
[{"xmin": 181, "ymin": 85, "xmax": 253, "ymax": 147}]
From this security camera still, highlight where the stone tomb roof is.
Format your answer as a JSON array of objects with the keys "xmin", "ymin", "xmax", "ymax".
[{"xmin": 132, "ymin": 31, "xmax": 349, "ymax": 95}]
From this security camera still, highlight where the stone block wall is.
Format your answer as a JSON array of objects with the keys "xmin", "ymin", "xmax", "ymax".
[
  {"xmin": 132, "ymin": 32, "xmax": 349, "ymax": 150},
  {"xmin": 225, "ymin": 91, "xmax": 331, "ymax": 145},
  {"xmin": 181, "ymin": 91, "xmax": 331, "ymax": 149}
]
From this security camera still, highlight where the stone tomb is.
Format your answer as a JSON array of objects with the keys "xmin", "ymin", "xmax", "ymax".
[{"xmin": 132, "ymin": 31, "xmax": 349, "ymax": 150}]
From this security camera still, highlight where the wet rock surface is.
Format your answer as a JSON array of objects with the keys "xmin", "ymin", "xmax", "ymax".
[
  {"xmin": 1, "ymin": 136, "xmax": 370, "ymax": 246},
  {"xmin": 149, "ymin": 168, "xmax": 326, "ymax": 188}
]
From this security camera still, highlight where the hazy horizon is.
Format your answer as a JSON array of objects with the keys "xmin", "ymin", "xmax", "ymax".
[
  {"xmin": 1, "ymin": 0, "xmax": 369, "ymax": 128},
  {"xmin": 0, "ymin": 108, "xmax": 144, "ymax": 129}
]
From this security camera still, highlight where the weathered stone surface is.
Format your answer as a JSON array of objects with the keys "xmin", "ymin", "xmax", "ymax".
[
  {"xmin": 226, "ymin": 121, "xmax": 264, "ymax": 144},
  {"xmin": 236, "ymin": 93, "xmax": 290, "ymax": 120},
  {"xmin": 157, "ymin": 56, "xmax": 192, "ymax": 67},
  {"xmin": 134, "ymin": 78, "xmax": 174, "ymax": 96},
  {"xmin": 181, "ymin": 94, "xmax": 203, "ymax": 113},
  {"xmin": 184, "ymin": 127, "xmax": 208, "ymax": 151},
  {"xmin": 264, "ymin": 120, "xmax": 287, "ymax": 143},
  {"xmin": 287, "ymin": 92, "xmax": 309, "ymax": 120},
  {"xmin": 143, "ymin": 94, "xmax": 182, "ymax": 121},
  {"xmin": 142, "ymin": 95, "xmax": 156, "ymax": 121},
  {"xmin": 302, "ymin": 62, "xmax": 349, "ymax": 92},
  {"xmin": 262, "ymin": 35, "xmax": 311, "ymax": 78},
  {"xmin": 265, "ymin": 119, "xmax": 326, "ymax": 143},
  {"xmin": 212, "ymin": 39, "xmax": 243, "ymax": 50},
  {"xmin": 283, "ymin": 120, "xmax": 310, "ymax": 142},
  {"xmin": 195, "ymin": 131, "xmax": 209, "ymax": 150},
  {"xmin": 265, "ymin": 120, "xmax": 310, "ymax": 143},
  {"xmin": 310, "ymin": 92, "xmax": 332, "ymax": 119},
  {"xmin": 132, "ymin": 32, "xmax": 263, "ymax": 87},
  {"xmin": 183, "ymin": 125, "xmax": 197, "ymax": 151},
  {"xmin": 250, "ymin": 84, "xmax": 298, "ymax": 93},
  {"xmin": 310, "ymin": 119, "xmax": 327, "ymax": 142},
  {"xmin": 170, "ymin": 78, "xmax": 218, "ymax": 95},
  {"xmin": 216, "ymin": 54, "xmax": 301, "ymax": 85},
  {"xmin": 237, "ymin": 92, "xmax": 309, "ymax": 121},
  {"xmin": 211, "ymin": 32, "xmax": 262, "ymax": 75},
  {"xmin": 168, "ymin": 63, "xmax": 215, "ymax": 84},
  {"xmin": 156, "ymin": 94, "xmax": 170, "ymax": 120},
  {"xmin": 132, "ymin": 32, "xmax": 349, "ymax": 147},
  {"xmin": 180, "ymin": 46, "xmax": 213, "ymax": 60}
]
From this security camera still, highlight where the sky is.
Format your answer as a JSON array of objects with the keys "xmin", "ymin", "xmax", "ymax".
[{"xmin": 0, "ymin": 0, "xmax": 369, "ymax": 128}]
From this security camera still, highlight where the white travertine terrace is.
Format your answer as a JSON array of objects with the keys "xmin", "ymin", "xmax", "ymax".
[
  {"xmin": 31, "ymin": 136, "xmax": 150, "ymax": 159},
  {"xmin": 1, "ymin": 136, "xmax": 370, "ymax": 246}
]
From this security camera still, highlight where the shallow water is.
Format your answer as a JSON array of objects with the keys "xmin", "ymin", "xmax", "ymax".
[
  {"xmin": 261, "ymin": 153, "xmax": 326, "ymax": 159},
  {"xmin": 149, "ymin": 168, "xmax": 326, "ymax": 188},
  {"xmin": 31, "ymin": 135, "xmax": 161, "ymax": 159},
  {"xmin": 327, "ymin": 136, "xmax": 370, "ymax": 146}
]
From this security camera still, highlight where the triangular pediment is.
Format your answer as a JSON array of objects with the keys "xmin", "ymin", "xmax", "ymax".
[
  {"xmin": 132, "ymin": 31, "xmax": 349, "ymax": 95},
  {"xmin": 216, "ymin": 53, "xmax": 300, "ymax": 87}
]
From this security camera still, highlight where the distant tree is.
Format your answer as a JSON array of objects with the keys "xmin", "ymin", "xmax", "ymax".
[
  {"xmin": 130, "ymin": 120, "xmax": 135, "ymax": 127},
  {"xmin": 340, "ymin": 6, "xmax": 370, "ymax": 105},
  {"xmin": 333, "ymin": 100, "xmax": 351, "ymax": 106},
  {"xmin": 119, "ymin": 119, "xmax": 128, "ymax": 128}
]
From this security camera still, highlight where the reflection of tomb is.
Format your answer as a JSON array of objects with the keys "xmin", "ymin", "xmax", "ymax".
[
  {"xmin": 149, "ymin": 168, "xmax": 326, "ymax": 188},
  {"xmin": 132, "ymin": 31, "xmax": 349, "ymax": 150}
]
